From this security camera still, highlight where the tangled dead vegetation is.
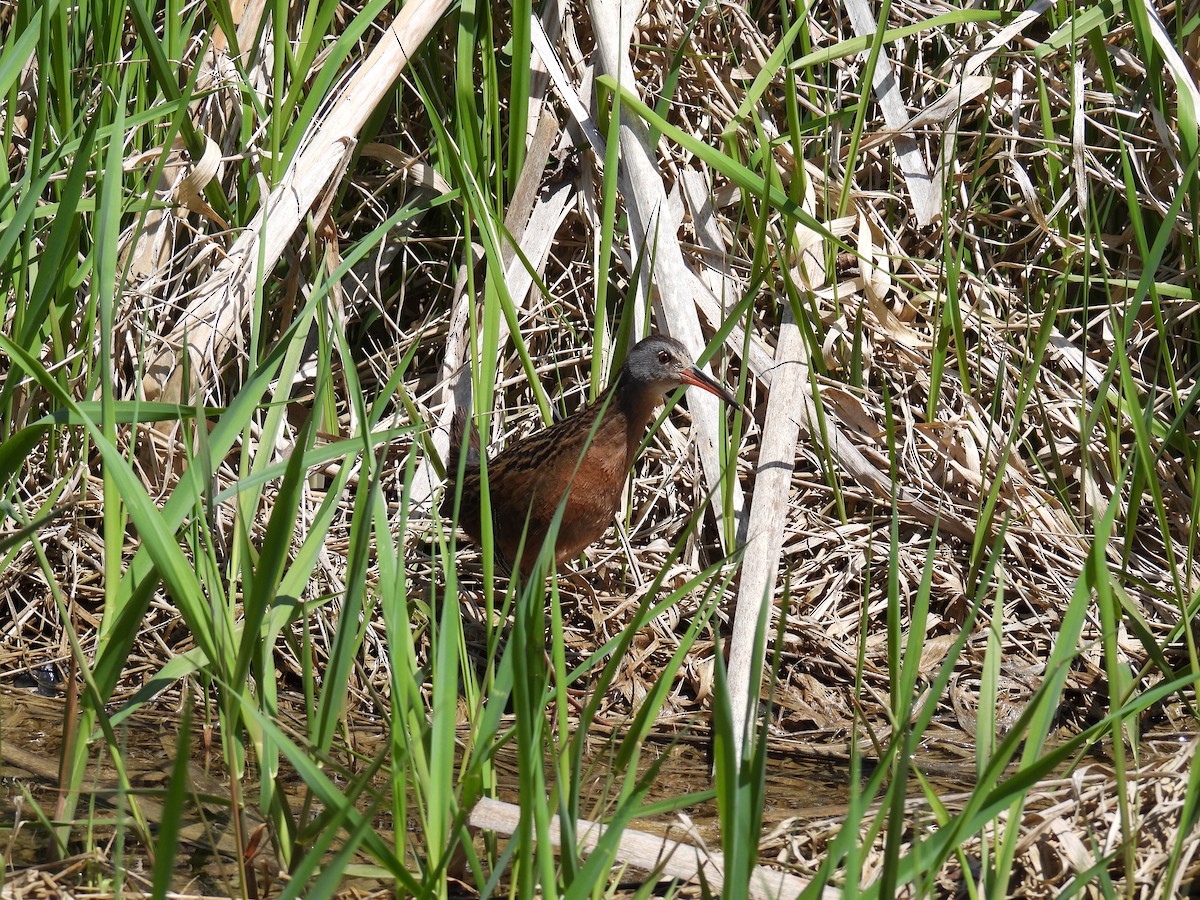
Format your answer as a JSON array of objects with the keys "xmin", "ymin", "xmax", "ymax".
[{"xmin": 3, "ymin": 0, "xmax": 1199, "ymax": 894}]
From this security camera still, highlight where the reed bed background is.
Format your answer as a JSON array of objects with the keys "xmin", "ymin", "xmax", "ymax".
[{"xmin": 1, "ymin": 0, "xmax": 1199, "ymax": 896}]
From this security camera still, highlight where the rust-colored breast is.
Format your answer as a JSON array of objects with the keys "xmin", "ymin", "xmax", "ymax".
[{"xmin": 447, "ymin": 393, "xmax": 647, "ymax": 573}]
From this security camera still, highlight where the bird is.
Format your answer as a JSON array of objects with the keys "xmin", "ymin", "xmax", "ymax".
[{"xmin": 442, "ymin": 334, "xmax": 743, "ymax": 574}]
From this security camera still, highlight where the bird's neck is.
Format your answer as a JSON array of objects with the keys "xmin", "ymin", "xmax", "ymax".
[{"xmin": 608, "ymin": 372, "xmax": 662, "ymax": 464}]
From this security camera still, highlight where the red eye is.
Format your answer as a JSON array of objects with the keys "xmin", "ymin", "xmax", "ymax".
[{"xmin": 658, "ymin": 351, "xmax": 671, "ymax": 364}]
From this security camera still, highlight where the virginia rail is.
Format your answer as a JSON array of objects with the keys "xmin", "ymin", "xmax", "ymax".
[{"xmin": 443, "ymin": 335, "xmax": 742, "ymax": 574}]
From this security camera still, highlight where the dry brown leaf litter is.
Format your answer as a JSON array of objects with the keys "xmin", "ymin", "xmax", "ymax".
[{"xmin": 4, "ymin": 0, "xmax": 1200, "ymax": 895}]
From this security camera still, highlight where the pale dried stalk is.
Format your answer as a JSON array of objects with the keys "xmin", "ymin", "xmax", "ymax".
[
  {"xmin": 841, "ymin": 0, "xmax": 940, "ymax": 226},
  {"xmin": 469, "ymin": 797, "xmax": 833, "ymax": 900},
  {"xmin": 141, "ymin": 0, "xmax": 454, "ymax": 405},
  {"xmin": 588, "ymin": 0, "xmax": 747, "ymax": 549}
]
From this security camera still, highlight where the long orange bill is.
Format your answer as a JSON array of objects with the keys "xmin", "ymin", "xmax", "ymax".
[{"xmin": 679, "ymin": 366, "xmax": 747, "ymax": 413}]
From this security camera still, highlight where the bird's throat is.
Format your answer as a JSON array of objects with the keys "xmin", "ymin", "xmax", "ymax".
[{"xmin": 611, "ymin": 378, "xmax": 664, "ymax": 470}]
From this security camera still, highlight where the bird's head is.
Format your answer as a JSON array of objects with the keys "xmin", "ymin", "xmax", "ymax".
[{"xmin": 619, "ymin": 335, "xmax": 744, "ymax": 409}]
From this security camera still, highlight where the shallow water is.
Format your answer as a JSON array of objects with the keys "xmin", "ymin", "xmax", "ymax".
[{"xmin": 0, "ymin": 682, "xmax": 864, "ymax": 894}]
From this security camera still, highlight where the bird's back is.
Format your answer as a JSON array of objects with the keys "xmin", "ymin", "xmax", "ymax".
[{"xmin": 445, "ymin": 394, "xmax": 634, "ymax": 572}]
